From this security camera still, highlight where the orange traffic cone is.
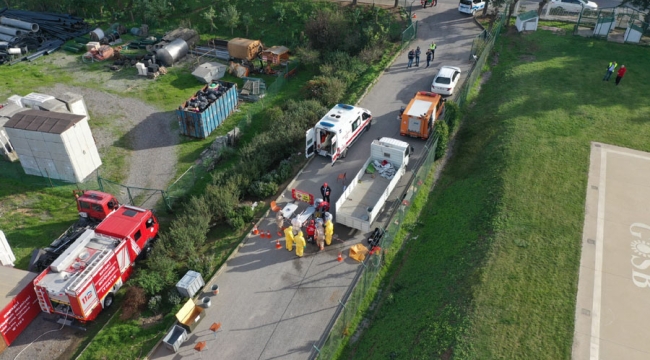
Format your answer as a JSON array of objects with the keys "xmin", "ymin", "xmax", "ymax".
[
  {"xmin": 337, "ymin": 252, "xmax": 343, "ymax": 262},
  {"xmin": 252, "ymin": 225, "xmax": 259, "ymax": 236},
  {"xmin": 266, "ymin": 230, "xmax": 272, "ymax": 239},
  {"xmin": 412, "ymin": 13, "xmax": 417, "ymax": 19},
  {"xmin": 277, "ymin": 231, "xmax": 283, "ymax": 237},
  {"xmin": 275, "ymin": 238, "xmax": 282, "ymax": 249}
]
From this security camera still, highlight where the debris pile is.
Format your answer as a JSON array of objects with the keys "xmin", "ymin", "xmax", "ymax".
[
  {"xmin": 0, "ymin": 8, "xmax": 90, "ymax": 65},
  {"xmin": 182, "ymin": 81, "xmax": 235, "ymax": 113}
]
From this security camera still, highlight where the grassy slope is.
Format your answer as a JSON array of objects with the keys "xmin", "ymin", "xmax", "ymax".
[{"xmin": 341, "ymin": 31, "xmax": 650, "ymax": 359}]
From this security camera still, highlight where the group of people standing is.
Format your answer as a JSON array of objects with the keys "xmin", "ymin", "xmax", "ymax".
[
  {"xmin": 407, "ymin": 43, "xmax": 437, "ymax": 68},
  {"xmin": 603, "ymin": 61, "xmax": 627, "ymax": 86},
  {"xmin": 278, "ymin": 182, "xmax": 335, "ymax": 258}
]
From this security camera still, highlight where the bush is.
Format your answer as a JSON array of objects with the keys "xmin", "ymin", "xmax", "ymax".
[
  {"xmin": 434, "ymin": 121, "xmax": 450, "ymax": 160},
  {"xmin": 187, "ymin": 255, "xmax": 216, "ymax": 280},
  {"xmin": 444, "ymin": 101, "xmax": 460, "ymax": 133},
  {"xmin": 120, "ymin": 287, "xmax": 147, "ymax": 320},
  {"xmin": 166, "ymin": 288, "xmax": 183, "ymax": 307},
  {"xmin": 205, "ymin": 178, "xmax": 241, "ymax": 222},
  {"xmin": 304, "ymin": 9, "xmax": 347, "ymax": 52},
  {"xmin": 358, "ymin": 45, "xmax": 384, "ymax": 64},
  {"xmin": 304, "ymin": 76, "xmax": 347, "ymax": 106},
  {"xmin": 148, "ymin": 295, "xmax": 162, "ymax": 315},
  {"xmin": 249, "ymin": 181, "xmax": 278, "ymax": 199},
  {"xmin": 294, "ymin": 46, "xmax": 321, "ymax": 67}
]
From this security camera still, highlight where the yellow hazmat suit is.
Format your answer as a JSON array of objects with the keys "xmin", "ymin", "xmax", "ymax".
[
  {"xmin": 284, "ymin": 226, "xmax": 294, "ymax": 251},
  {"xmin": 325, "ymin": 220, "xmax": 334, "ymax": 246},
  {"xmin": 294, "ymin": 231, "xmax": 306, "ymax": 257}
]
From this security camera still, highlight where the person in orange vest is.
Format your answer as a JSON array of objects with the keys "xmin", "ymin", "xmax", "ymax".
[
  {"xmin": 294, "ymin": 231, "xmax": 306, "ymax": 257},
  {"xmin": 284, "ymin": 225, "xmax": 294, "ymax": 251},
  {"xmin": 325, "ymin": 219, "xmax": 334, "ymax": 246}
]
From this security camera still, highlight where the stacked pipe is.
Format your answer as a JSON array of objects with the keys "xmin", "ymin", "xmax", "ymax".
[{"xmin": 0, "ymin": 7, "xmax": 90, "ymax": 65}]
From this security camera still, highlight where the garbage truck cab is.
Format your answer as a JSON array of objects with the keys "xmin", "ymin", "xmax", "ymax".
[{"xmin": 305, "ymin": 104, "xmax": 372, "ymax": 165}]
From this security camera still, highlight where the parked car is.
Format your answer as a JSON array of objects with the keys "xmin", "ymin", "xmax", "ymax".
[
  {"xmin": 458, "ymin": 0, "xmax": 485, "ymax": 15},
  {"xmin": 431, "ymin": 66, "xmax": 462, "ymax": 96},
  {"xmin": 549, "ymin": 0, "xmax": 597, "ymax": 12}
]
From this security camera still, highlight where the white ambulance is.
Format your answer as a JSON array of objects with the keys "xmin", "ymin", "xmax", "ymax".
[{"xmin": 305, "ymin": 104, "xmax": 373, "ymax": 165}]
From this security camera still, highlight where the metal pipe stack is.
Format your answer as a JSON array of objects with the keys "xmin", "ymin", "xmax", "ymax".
[{"xmin": 0, "ymin": 7, "xmax": 90, "ymax": 65}]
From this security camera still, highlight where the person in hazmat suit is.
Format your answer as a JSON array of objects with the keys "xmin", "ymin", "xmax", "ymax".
[
  {"xmin": 294, "ymin": 231, "xmax": 306, "ymax": 257},
  {"xmin": 325, "ymin": 218, "xmax": 334, "ymax": 246},
  {"xmin": 315, "ymin": 218, "xmax": 325, "ymax": 251},
  {"xmin": 291, "ymin": 216, "xmax": 302, "ymax": 236},
  {"xmin": 284, "ymin": 225, "xmax": 294, "ymax": 251},
  {"xmin": 276, "ymin": 211, "xmax": 284, "ymax": 234}
]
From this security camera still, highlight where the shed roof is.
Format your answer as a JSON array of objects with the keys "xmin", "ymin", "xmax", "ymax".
[
  {"xmin": 518, "ymin": 10, "xmax": 539, "ymax": 21},
  {"xmin": 5, "ymin": 109, "xmax": 85, "ymax": 134},
  {"xmin": 0, "ymin": 266, "xmax": 38, "ymax": 309},
  {"xmin": 262, "ymin": 46, "xmax": 289, "ymax": 56}
]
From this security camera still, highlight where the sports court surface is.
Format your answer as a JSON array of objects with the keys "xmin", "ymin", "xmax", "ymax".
[{"xmin": 573, "ymin": 142, "xmax": 650, "ymax": 360}]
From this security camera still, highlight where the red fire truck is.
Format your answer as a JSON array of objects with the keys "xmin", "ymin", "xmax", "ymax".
[{"xmin": 32, "ymin": 204, "xmax": 158, "ymax": 324}]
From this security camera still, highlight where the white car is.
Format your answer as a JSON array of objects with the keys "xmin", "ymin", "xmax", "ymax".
[
  {"xmin": 431, "ymin": 66, "xmax": 461, "ymax": 96},
  {"xmin": 549, "ymin": 0, "xmax": 598, "ymax": 12}
]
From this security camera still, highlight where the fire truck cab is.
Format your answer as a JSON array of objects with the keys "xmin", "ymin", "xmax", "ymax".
[
  {"xmin": 305, "ymin": 104, "xmax": 372, "ymax": 165},
  {"xmin": 74, "ymin": 190, "xmax": 120, "ymax": 222}
]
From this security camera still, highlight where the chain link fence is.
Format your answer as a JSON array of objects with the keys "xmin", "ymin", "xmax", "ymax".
[
  {"xmin": 1, "ymin": 161, "xmax": 99, "ymax": 189},
  {"xmin": 456, "ymin": 8, "xmax": 507, "ymax": 108}
]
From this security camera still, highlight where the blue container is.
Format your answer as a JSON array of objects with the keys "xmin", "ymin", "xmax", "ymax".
[{"xmin": 177, "ymin": 81, "xmax": 238, "ymax": 139}]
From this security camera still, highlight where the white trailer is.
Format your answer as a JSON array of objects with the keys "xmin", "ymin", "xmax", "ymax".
[{"xmin": 335, "ymin": 138, "xmax": 412, "ymax": 232}]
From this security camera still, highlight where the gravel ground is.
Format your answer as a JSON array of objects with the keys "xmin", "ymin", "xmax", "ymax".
[{"xmin": 0, "ymin": 80, "xmax": 179, "ymax": 359}]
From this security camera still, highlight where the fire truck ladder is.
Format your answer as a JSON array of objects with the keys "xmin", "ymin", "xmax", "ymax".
[
  {"xmin": 67, "ymin": 248, "xmax": 112, "ymax": 293},
  {"xmin": 35, "ymin": 286, "xmax": 51, "ymax": 313}
]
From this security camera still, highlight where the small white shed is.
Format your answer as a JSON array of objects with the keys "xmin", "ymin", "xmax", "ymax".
[
  {"xmin": 516, "ymin": 11, "xmax": 539, "ymax": 32},
  {"xmin": 4, "ymin": 110, "xmax": 102, "ymax": 183}
]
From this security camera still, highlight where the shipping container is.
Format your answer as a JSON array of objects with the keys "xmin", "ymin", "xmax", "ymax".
[
  {"xmin": 162, "ymin": 325, "xmax": 188, "ymax": 353},
  {"xmin": 176, "ymin": 81, "xmax": 238, "ymax": 139}
]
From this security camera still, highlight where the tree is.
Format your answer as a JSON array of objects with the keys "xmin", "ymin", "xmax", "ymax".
[
  {"xmin": 242, "ymin": 13, "xmax": 253, "ymax": 36},
  {"xmin": 507, "ymin": 0, "xmax": 519, "ymax": 26},
  {"xmin": 203, "ymin": 6, "xmax": 218, "ymax": 31},
  {"xmin": 220, "ymin": 5, "xmax": 241, "ymax": 35}
]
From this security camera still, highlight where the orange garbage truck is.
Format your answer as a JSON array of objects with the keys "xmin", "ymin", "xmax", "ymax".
[{"xmin": 399, "ymin": 91, "xmax": 445, "ymax": 139}]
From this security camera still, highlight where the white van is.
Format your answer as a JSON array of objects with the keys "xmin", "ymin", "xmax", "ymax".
[
  {"xmin": 458, "ymin": 0, "xmax": 485, "ymax": 15},
  {"xmin": 305, "ymin": 104, "xmax": 372, "ymax": 165}
]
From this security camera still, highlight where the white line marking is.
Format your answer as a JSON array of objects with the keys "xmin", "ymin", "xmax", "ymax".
[{"xmin": 590, "ymin": 148, "xmax": 607, "ymax": 360}]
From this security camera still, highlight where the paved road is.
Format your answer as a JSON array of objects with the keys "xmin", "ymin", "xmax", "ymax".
[
  {"xmin": 150, "ymin": 3, "xmax": 481, "ymax": 360},
  {"xmin": 573, "ymin": 143, "xmax": 650, "ymax": 360}
]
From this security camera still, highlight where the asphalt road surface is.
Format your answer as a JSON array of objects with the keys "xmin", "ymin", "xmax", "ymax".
[{"xmin": 150, "ymin": 2, "xmax": 482, "ymax": 360}]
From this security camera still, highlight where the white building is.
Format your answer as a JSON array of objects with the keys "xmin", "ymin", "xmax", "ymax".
[{"xmin": 4, "ymin": 109, "xmax": 101, "ymax": 183}]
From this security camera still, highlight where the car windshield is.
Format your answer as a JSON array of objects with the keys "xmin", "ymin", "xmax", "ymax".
[
  {"xmin": 436, "ymin": 76, "xmax": 451, "ymax": 85},
  {"xmin": 460, "ymin": 0, "xmax": 472, "ymax": 4}
]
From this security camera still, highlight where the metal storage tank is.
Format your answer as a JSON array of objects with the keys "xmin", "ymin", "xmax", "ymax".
[
  {"xmin": 3, "ymin": 110, "xmax": 102, "ymax": 183},
  {"xmin": 155, "ymin": 38, "xmax": 189, "ymax": 67}
]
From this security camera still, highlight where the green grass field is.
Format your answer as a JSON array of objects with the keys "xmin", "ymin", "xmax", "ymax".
[{"xmin": 340, "ymin": 30, "xmax": 650, "ymax": 359}]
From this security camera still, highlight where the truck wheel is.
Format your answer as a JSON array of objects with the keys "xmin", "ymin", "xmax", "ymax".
[
  {"xmin": 103, "ymin": 293, "xmax": 114, "ymax": 309},
  {"xmin": 341, "ymin": 148, "xmax": 348, "ymax": 159},
  {"xmin": 366, "ymin": 121, "xmax": 372, "ymax": 132},
  {"xmin": 141, "ymin": 245, "xmax": 153, "ymax": 260}
]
